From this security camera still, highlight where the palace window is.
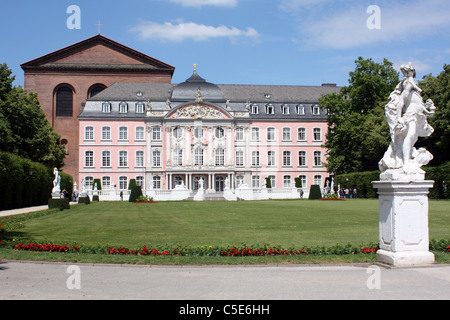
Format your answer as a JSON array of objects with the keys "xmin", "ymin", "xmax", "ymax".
[
  {"xmin": 173, "ymin": 148, "xmax": 183, "ymax": 166},
  {"xmin": 283, "ymin": 175, "xmax": 292, "ymax": 188},
  {"xmin": 194, "ymin": 148, "xmax": 204, "ymax": 166},
  {"xmin": 84, "ymin": 151, "xmax": 94, "ymax": 167},
  {"xmin": 251, "ymin": 127, "xmax": 260, "ymax": 141},
  {"xmin": 153, "ymin": 176, "xmax": 161, "ymax": 189},
  {"xmin": 282, "ymin": 127, "xmax": 291, "ymax": 141},
  {"xmin": 298, "ymin": 127, "xmax": 306, "ymax": 141},
  {"xmin": 269, "ymin": 175, "xmax": 276, "ymax": 188},
  {"xmin": 251, "ymin": 104, "xmax": 259, "ymax": 114},
  {"xmin": 84, "ymin": 126, "xmax": 94, "ymax": 140},
  {"xmin": 119, "ymin": 176, "xmax": 128, "ymax": 190},
  {"xmin": 119, "ymin": 151, "xmax": 128, "ymax": 167},
  {"xmin": 215, "ymin": 127, "xmax": 224, "ymax": 139},
  {"xmin": 314, "ymin": 175, "xmax": 322, "ymax": 186},
  {"xmin": 283, "ymin": 151, "xmax": 291, "ymax": 166},
  {"xmin": 152, "ymin": 151, "xmax": 161, "ymax": 167},
  {"xmin": 102, "ymin": 126, "xmax": 111, "ymax": 140},
  {"xmin": 252, "ymin": 175, "xmax": 260, "ymax": 188},
  {"xmin": 135, "ymin": 127, "xmax": 145, "ymax": 140},
  {"xmin": 252, "ymin": 151, "xmax": 260, "ymax": 166},
  {"xmin": 194, "ymin": 127, "xmax": 204, "ymax": 139},
  {"xmin": 215, "ymin": 148, "xmax": 225, "ymax": 166},
  {"xmin": 313, "ymin": 128, "xmax": 322, "ymax": 141},
  {"xmin": 136, "ymin": 176, "xmax": 144, "ymax": 187},
  {"xmin": 267, "ymin": 128, "xmax": 275, "ymax": 141},
  {"xmin": 300, "ymin": 175, "xmax": 307, "ymax": 188},
  {"xmin": 173, "ymin": 127, "xmax": 183, "ymax": 139},
  {"xmin": 298, "ymin": 151, "xmax": 306, "ymax": 166},
  {"xmin": 152, "ymin": 127, "xmax": 161, "ymax": 140},
  {"xmin": 119, "ymin": 127, "xmax": 128, "ymax": 141},
  {"xmin": 296, "ymin": 104, "xmax": 305, "ymax": 115},
  {"xmin": 314, "ymin": 151, "xmax": 322, "ymax": 166},
  {"xmin": 55, "ymin": 86, "xmax": 73, "ymax": 117},
  {"xmin": 85, "ymin": 177, "xmax": 94, "ymax": 190},
  {"xmin": 101, "ymin": 176, "xmax": 111, "ymax": 190},
  {"xmin": 102, "ymin": 151, "xmax": 111, "ymax": 167},
  {"xmin": 235, "ymin": 127, "xmax": 244, "ymax": 141},
  {"xmin": 136, "ymin": 151, "xmax": 144, "ymax": 167},
  {"xmin": 235, "ymin": 151, "xmax": 244, "ymax": 167},
  {"xmin": 281, "ymin": 104, "xmax": 290, "ymax": 115},
  {"xmin": 267, "ymin": 151, "xmax": 276, "ymax": 166},
  {"xmin": 236, "ymin": 176, "xmax": 244, "ymax": 188}
]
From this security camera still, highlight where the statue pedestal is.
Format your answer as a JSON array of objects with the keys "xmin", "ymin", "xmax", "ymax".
[
  {"xmin": 193, "ymin": 188, "xmax": 205, "ymax": 201},
  {"xmin": 372, "ymin": 180, "xmax": 435, "ymax": 267}
]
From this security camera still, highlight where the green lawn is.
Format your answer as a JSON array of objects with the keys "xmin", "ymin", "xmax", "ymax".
[{"xmin": 14, "ymin": 199, "xmax": 450, "ymax": 249}]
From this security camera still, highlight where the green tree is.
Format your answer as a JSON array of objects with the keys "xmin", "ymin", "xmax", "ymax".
[
  {"xmin": 320, "ymin": 57, "xmax": 399, "ymax": 174},
  {"xmin": 418, "ymin": 65, "xmax": 450, "ymax": 165},
  {"xmin": 0, "ymin": 63, "xmax": 65, "ymax": 168}
]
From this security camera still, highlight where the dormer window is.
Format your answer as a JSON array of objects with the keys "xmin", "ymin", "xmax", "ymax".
[
  {"xmin": 281, "ymin": 104, "xmax": 290, "ymax": 115},
  {"xmin": 266, "ymin": 104, "xmax": 274, "ymax": 115},
  {"xmin": 251, "ymin": 104, "xmax": 259, "ymax": 114},
  {"xmin": 296, "ymin": 104, "xmax": 305, "ymax": 115},
  {"xmin": 119, "ymin": 102, "xmax": 128, "ymax": 113},
  {"xmin": 312, "ymin": 104, "xmax": 320, "ymax": 115},
  {"xmin": 102, "ymin": 102, "xmax": 111, "ymax": 113},
  {"xmin": 264, "ymin": 93, "xmax": 272, "ymax": 99},
  {"xmin": 135, "ymin": 102, "xmax": 145, "ymax": 114}
]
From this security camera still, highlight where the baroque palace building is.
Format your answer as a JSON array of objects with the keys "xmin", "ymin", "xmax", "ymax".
[
  {"xmin": 22, "ymin": 34, "xmax": 340, "ymax": 199},
  {"xmin": 79, "ymin": 65, "xmax": 340, "ymax": 197}
]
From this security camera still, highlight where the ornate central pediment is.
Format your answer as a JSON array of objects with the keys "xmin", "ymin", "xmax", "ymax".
[{"xmin": 166, "ymin": 103, "xmax": 231, "ymax": 120}]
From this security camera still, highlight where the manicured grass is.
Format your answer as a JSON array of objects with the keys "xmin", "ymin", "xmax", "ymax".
[
  {"xmin": 1, "ymin": 199, "xmax": 448, "ymax": 264},
  {"xmin": 13, "ymin": 199, "xmax": 450, "ymax": 247}
]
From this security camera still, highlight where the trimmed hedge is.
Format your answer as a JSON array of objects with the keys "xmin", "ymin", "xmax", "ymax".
[
  {"xmin": 48, "ymin": 198, "xmax": 70, "ymax": 211},
  {"xmin": 0, "ymin": 152, "xmax": 51, "ymax": 210},
  {"xmin": 0, "ymin": 152, "xmax": 73, "ymax": 210},
  {"xmin": 308, "ymin": 185, "xmax": 322, "ymax": 200},
  {"xmin": 129, "ymin": 185, "xmax": 143, "ymax": 202},
  {"xmin": 335, "ymin": 162, "xmax": 450, "ymax": 199}
]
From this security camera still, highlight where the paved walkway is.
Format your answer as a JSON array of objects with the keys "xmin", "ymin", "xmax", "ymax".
[
  {"xmin": 0, "ymin": 203, "xmax": 77, "ymax": 217},
  {"xmin": 0, "ymin": 260, "xmax": 449, "ymax": 300}
]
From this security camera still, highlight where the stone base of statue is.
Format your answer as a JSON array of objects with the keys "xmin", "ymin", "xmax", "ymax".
[
  {"xmin": 51, "ymin": 192, "xmax": 61, "ymax": 199},
  {"xmin": 193, "ymin": 188, "xmax": 205, "ymax": 201},
  {"xmin": 372, "ymin": 179, "xmax": 435, "ymax": 267}
]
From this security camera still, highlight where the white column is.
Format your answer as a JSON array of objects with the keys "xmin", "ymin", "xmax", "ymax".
[
  {"xmin": 227, "ymin": 126, "xmax": 232, "ymax": 166},
  {"xmin": 165, "ymin": 126, "xmax": 171, "ymax": 166},
  {"xmin": 208, "ymin": 126, "xmax": 213, "ymax": 166}
]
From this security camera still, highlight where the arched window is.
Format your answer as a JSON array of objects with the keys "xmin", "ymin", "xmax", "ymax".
[
  {"xmin": 55, "ymin": 86, "xmax": 73, "ymax": 117},
  {"xmin": 88, "ymin": 84, "xmax": 106, "ymax": 98}
]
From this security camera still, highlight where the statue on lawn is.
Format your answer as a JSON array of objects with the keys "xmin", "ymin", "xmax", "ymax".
[{"xmin": 378, "ymin": 62, "xmax": 436, "ymax": 180}]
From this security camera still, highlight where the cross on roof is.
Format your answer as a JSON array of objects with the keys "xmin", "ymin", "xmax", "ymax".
[{"xmin": 96, "ymin": 20, "xmax": 103, "ymax": 34}]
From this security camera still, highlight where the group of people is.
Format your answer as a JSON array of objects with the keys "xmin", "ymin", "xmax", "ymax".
[{"xmin": 339, "ymin": 187, "xmax": 357, "ymax": 199}]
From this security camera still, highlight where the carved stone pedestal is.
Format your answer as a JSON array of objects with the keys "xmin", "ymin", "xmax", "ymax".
[{"xmin": 372, "ymin": 180, "xmax": 435, "ymax": 267}]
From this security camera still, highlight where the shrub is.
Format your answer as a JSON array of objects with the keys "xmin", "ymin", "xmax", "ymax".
[
  {"xmin": 294, "ymin": 177, "xmax": 302, "ymax": 188},
  {"xmin": 78, "ymin": 196, "xmax": 90, "ymax": 205},
  {"xmin": 48, "ymin": 198, "xmax": 70, "ymax": 211},
  {"xmin": 309, "ymin": 185, "xmax": 322, "ymax": 200},
  {"xmin": 129, "ymin": 185, "xmax": 143, "ymax": 202}
]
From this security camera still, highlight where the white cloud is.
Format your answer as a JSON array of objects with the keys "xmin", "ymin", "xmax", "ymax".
[
  {"xmin": 285, "ymin": 0, "xmax": 450, "ymax": 50},
  {"xmin": 131, "ymin": 20, "xmax": 259, "ymax": 42},
  {"xmin": 169, "ymin": 0, "xmax": 238, "ymax": 7}
]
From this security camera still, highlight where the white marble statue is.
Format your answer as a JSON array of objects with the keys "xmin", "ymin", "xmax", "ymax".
[
  {"xmin": 378, "ymin": 63, "xmax": 436, "ymax": 180},
  {"xmin": 52, "ymin": 167, "xmax": 61, "ymax": 198}
]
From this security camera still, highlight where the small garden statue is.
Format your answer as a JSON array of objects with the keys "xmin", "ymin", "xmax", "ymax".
[{"xmin": 52, "ymin": 167, "xmax": 61, "ymax": 199}]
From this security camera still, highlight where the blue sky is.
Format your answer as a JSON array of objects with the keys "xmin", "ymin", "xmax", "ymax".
[{"xmin": 2, "ymin": 0, "xmax": 450, "ymax": 88}]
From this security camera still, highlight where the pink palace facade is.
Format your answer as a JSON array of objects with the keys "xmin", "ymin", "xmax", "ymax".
[{"xmin": 78, "ymin": 67, "xmax": 340, "ymax": 199}]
